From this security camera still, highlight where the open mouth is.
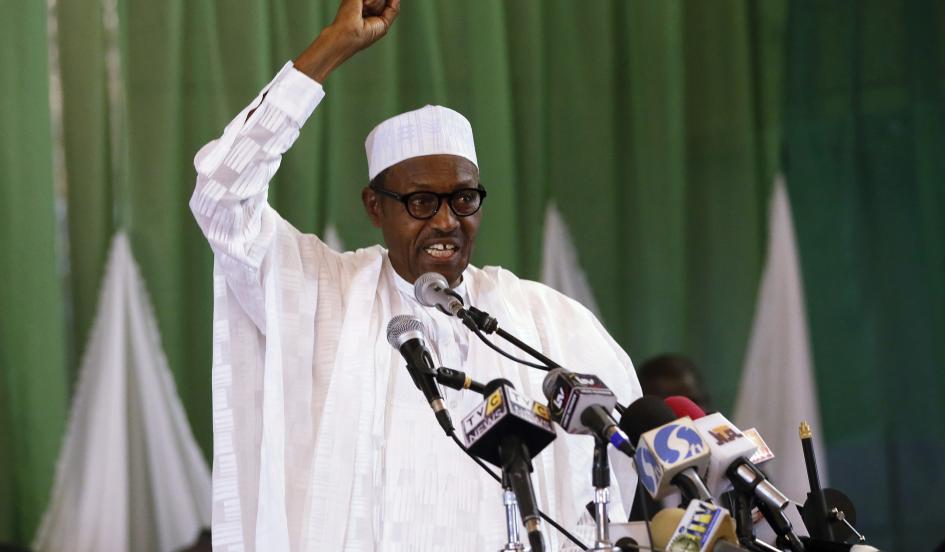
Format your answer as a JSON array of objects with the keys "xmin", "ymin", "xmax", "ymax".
[{"xmin": 423, "ymin": 242, "xmax": 458, "ymax": 260}]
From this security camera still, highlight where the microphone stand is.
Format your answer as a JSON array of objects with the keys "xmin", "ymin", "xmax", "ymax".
[
  {"xmin": 499, "ymin": 472, "xmax": 526, "ymax": 552},
  {"xmin": 728, "ymin": 492, "xmax": 778, "ymax": 552},
  {"xmin": 589, "ymin": 437, "xmax": 616, "ymax": 552}
]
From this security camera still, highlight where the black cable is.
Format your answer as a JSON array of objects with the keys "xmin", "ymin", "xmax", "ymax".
[
  {"xmin": 460, "ymin": 312, "xmax": 553, "ymax": 370},
  {"xmin": 448, "ymin": 432, "xmax": 589, "ymax": 551}
]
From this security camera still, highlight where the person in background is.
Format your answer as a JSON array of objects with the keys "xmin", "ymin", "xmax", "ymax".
[{"xmin": 636, "ymin": 353, "xmax": 711, "ymax": 412}]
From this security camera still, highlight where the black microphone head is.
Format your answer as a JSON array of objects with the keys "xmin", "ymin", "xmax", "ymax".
[
  {"xmin": 540, "ymin": 367, "xmax": 568, "ymax": 402},
  {"xmin": 619, "ymin": 395, "xmax": 677, "ymax": 443},
  {"xmin": 614, "ymin": 536, "xmax": 640, "ymax": 551},
  {"xmin": 386, "ymin": 314, "xmax": 426, "ymax": 348},
  {"xmin": 413, "ymin": 272, "xmax": 449, "ymax": 308},
  {"xmin": 483, "ymin": 378, "xmax": 515, "ymax": 396}
]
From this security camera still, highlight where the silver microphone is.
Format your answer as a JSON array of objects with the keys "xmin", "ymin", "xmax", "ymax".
[
  {"xmin": 414, "ymin": 272, "xmax": 464, "ymax": 317},
  {"xmin": 385, "ymin": 314, "xmax": 453, "ymax": 434}
]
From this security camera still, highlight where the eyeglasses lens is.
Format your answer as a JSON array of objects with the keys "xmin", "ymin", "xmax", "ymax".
[{"xmin": 406, "ymin": 190, "xmax": 482, "ymax": 219}]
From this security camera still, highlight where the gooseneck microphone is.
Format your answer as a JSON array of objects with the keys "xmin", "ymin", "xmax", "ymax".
[
  {"xmin": 413, "ymin": 272, "xmax": 561, "ymax": 372},
  {"xmin": 414, "ymin": 272, "xmax": 465, "ymax": 317},
  {"xmin": 385, "ymin": 315, "xmax": 453, "ymax": 435}
]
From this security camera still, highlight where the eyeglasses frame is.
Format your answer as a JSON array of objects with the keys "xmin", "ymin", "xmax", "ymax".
[{"xmin": 368, "ymin": 184, "xmax": 488, "ymax": 220}]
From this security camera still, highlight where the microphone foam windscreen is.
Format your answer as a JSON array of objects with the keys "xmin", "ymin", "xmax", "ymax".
[
  {"xmin": 618, "ymin": 395, "xmax": 677, "ymax": 442},
  {"xmin": 664, "ymin": 395, "xmax": 707, "ymax": 420},
  {"xmin": 649, "ymin": 507, "xmax": 686, "ymax": 550},
  {"xmin": 540, "ymin": 367, "xmax": 568, "ymax": 401}
]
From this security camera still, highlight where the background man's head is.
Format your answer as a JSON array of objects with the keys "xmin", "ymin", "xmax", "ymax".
[
  {"xmin": 637, "ymin": 353, "xmax": 712, "ymax": 411},
  {"xmin": 360, "ymin": 106, "xmax": 483, "ymax": 286}
]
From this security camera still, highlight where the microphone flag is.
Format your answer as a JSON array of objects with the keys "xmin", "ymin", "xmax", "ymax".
[{"xmin": 461, "ymin": 383, "xmax": 555, "ymax": 467}]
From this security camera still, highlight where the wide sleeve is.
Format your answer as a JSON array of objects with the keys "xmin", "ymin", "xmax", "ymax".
[{"xmin": 189, "ymin": 62, "xmax": 326, "ymax": 327}]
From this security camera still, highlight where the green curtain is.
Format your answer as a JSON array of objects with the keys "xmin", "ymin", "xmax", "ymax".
[
  {"xmin": 0, "ymin": 1, "xmax": 69, "ymax": 544},
  {"xmin": 68, "ymin": 0, "xmax": 783, "ymax": 464},
  {"xmin": 785, "ymin": 1, "xmax": 945, "ymax": 549},
  {"xmin": 2, "ymin": 0, "xmax": 942, "ymax": 549}
]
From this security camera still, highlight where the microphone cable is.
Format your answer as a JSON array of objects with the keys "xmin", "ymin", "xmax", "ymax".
[
  {"xmin": 447, "ymin": 430, "xmax": 590, "ymax": 551},
  {"xmin": 457, "ymin": 310, "xmax": 627, "ymax": 417},
  {"xmin": 459, "ymin": 311, "xmax": 553, "ymax": 371}
]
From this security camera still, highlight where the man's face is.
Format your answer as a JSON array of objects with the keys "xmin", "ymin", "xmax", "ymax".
[{"xmin": 362, "ymin": 154, "xmax": 482, "ymax": 287}]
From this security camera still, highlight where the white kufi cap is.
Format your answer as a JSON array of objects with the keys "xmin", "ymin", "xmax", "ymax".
[{"xmin": 365, "ymin": 105, "xmax": 478, "ymax": 180}]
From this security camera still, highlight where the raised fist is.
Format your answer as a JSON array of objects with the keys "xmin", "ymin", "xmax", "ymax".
[{"xmin": 294, "ymin": 0, "xmax": 401, "ymax": 83}]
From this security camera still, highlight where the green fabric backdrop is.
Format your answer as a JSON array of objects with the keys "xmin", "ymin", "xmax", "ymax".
[
  {"xmin": 1, "ymin": 0, "xmax": 942, "ymax": 549},
  {"xmin": 785, "ymin": 1, "xmax": 945, "ymax": 547},
  {"xmin": 0, "ymin": 1, "xmax": 69, "ymax": 545}
]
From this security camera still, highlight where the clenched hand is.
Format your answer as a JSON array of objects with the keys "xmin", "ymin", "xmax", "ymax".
[{"xmin": 294, "ymin": 0, "xmax": 401, "ymax": 83}]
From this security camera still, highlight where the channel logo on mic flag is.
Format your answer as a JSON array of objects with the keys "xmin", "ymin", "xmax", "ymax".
[
  {"xmin": 668, "ymin": 499, "xmax": 735, "ymax": 552},
  {"xmin": 635, "ymin": 416, "xmax": 711, "ymax": 499},
  {"xmin": 653, "ymin": 423, "xmax": 705, "ymax": 463},
  {"xmin": 635, "ymin": 446, "xmax": 663, "ymax": 496}
]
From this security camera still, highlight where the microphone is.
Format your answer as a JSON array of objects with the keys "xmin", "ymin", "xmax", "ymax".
[
  {"xmin": 460, "ymin": 378, "xmax": 555, "ymax": 552},
  {"xmin": 414, "ymin": 272, "xmax": 465, "ymax": 317},
  {"xmin": 663, "ymin": 499, "xmax": 739, "ymax": 552},
  {"xmin": 385, "ymin": 315, "xmax": 454, "ymax": 435},
  {"xmin": 685, "ymin": 413, "xmax": 799, "ymax": 551},
  {"xmin": 619, "ymin": 396, "xmax": 712, "ymax": 502},
  {"xmin": 541, "ymin": 367, "xmax": 635, "ymax": 457},
  {"xmin": 662, "ymin": 397, "xmax": 765, "ymax": 502},
  {"xmin": 664, "ymin": 395, "xmax": 708, "ymax": 421},
  {"xmin": 648, "ymin": 507, "xmax": 686, "ymax": 550},
  {"xmin": 799, "ymin": 421, "xmax": 833, "ymax": 542},
  {"xmin": 663, "ymin": 397, "xmax": 801, "ymax": 550}
]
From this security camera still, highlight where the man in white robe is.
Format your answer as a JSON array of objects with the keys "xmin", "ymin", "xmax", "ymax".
[{"xmin": 190, "ymin": 1, "xmax": 643, "ymax": 550}]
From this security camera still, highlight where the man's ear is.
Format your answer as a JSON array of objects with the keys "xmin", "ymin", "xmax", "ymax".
[{"xmin": 362, "ymin": 186, "xmax": 383, "ymax": 228}]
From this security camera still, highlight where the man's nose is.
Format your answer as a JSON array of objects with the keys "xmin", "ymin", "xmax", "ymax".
[{"xmin": 428, "ymin": 200, "xmax": 460, "ymax": 232}]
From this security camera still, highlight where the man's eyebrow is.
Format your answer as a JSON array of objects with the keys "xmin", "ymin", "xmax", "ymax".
[{"xmin": 404, "ymin": 178, "xmax": 477, "ymax": 192}]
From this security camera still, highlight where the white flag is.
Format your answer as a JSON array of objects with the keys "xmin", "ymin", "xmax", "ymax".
[
  {"xmin": 540, "ymin": 202, "xmax": 600, "ymax": 316},
  {"xmin": 323, "ymin": 223, "xmax": 345, "ymax": 252},
  {"xmin": 734, "ymin": 175, "xmax": 828, "ymax": 506},
  {"xmin": 34, "ymin": 232, "xmax": 210, "ymax": 552}
]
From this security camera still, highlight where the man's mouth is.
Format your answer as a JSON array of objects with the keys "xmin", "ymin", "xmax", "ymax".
[{"xmin": 423, "ymin": 242, "xmax": 458, "ymax": 260}]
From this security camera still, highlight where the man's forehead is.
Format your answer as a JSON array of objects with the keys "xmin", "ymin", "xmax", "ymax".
[{"xmin": 384, "ymin": 154, "xmax": 480, "ymax": 189}]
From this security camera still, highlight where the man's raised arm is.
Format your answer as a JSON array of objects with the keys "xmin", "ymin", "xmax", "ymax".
[{"xmin": 189, "ymin": 0, "xmax": 399, "ymax": 324}]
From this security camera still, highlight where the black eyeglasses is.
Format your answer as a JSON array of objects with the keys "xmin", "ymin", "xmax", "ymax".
[{"xmin": 369, "ymin": 185, "xmax": 487, "ymax": 220}]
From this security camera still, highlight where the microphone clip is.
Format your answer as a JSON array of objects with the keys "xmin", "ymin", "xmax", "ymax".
[{"xmin": 464, "ymin": 306, "xmax": 498, "ymax": 333}]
